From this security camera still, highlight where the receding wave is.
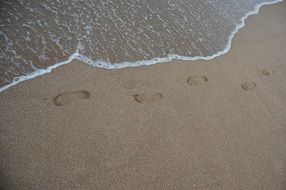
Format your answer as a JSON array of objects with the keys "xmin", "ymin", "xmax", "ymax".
[{"xmin": 0, "ymin": 0, "xmax": 283, "ymax": 92}]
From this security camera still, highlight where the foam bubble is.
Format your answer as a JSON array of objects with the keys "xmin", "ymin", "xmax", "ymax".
[{"xmin": 0, "ymin": 0, "xmax": 283, "ymax": 93}]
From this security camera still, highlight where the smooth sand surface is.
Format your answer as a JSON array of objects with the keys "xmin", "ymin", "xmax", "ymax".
[{"xmin": 1, "ymin": 2, "xmax": 286, "ymax": 190}]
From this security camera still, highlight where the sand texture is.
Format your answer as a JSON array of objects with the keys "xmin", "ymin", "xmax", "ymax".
[{"xmin": 1, "ymin": 2, "xmax": 286, "ymax": 190}]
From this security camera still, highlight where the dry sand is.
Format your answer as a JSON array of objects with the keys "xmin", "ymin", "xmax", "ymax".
[{"xmin": 1, "ymin": 2, "xmax": 286, "ymax": 190}]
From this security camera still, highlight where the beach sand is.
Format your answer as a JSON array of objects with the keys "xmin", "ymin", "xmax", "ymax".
[{"xmin": 1, "ymin": 2, "xmax": 286, "ymax": 190}]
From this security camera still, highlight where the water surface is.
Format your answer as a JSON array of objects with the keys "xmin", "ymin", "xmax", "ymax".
[{"xmin": 0, "ymin": 0, "xmax": 282, "ymax": 90}]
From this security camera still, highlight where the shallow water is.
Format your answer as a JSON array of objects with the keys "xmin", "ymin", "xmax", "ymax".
[{"xmin": 0, "ymin": 0, "xmax": 282, "ymax": 90}]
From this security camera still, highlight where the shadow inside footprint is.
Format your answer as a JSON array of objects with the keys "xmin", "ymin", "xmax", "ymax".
[
  {"xmin": 133, "ymin": 92, "xmax": 163, "ymax": 104},
  {"xmin": 187, "ymin": 76, "xmax": 208, "ymax": 86},
  {"xmin": 262, "ymin": 68, "xmax": 275, "ymax": 76},
  {"xmin": 241, "ymin": 81, "xmax": 257, "ymax": 91},
  {"xmin": 53, "ymin": 90, "xmax": 90, "ymax": 106}
]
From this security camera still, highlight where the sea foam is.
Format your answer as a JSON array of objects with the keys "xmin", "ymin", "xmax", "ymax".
[{"xmin": 0, "ymin": 0, "xmax": 283, "ymax": 93}]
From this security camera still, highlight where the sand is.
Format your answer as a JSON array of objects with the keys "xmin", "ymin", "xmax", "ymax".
[{"xmin": 1, "ymin": 2, "xmax": 286, "ymax": 190}]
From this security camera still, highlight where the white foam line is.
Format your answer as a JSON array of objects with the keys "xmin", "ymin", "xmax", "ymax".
[
  {"xmin": 0, "ymin": 0, "xmax": 283, "ymax": 93},
  {"xmin": 0, "ymin": 52, "xmax": 79, "ymax": 93}
]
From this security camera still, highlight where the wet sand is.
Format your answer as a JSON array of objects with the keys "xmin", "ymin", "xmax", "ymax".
[{"xmin": 1, "ymin": 2, "xmax": 286, "ymax": 190}]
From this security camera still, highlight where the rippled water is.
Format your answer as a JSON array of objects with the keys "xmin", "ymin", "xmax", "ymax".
[{"xmin": 0, "ymin": 0, "xmax": 282, "ymax": 90}]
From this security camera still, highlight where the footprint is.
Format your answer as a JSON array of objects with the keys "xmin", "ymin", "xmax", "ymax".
[
  {"xmin": 53, "ymin": 90, "xmax": 90, "ymax": 106},
  {"xmin": 262, "ymin": 68, "xmax": 275, "ymax": 76},
  {"xmin": 133, "ymin": 92, "xmax": 163, "ymax": 104},
  {"xmin": 241, "ymin": 81, "xmax": 257, "ymax": 91},
  {"xmin": 187, "ymin": 76, "xmax": 208, "ymax": 86}
]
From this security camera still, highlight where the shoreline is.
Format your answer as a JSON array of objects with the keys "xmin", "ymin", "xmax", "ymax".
[
  {"xmin": 1, "ymin": 2, "xmax": 286, "ymax": 190},
  {"xmin": 0, "ymin": 0, "xmax": 283, "ymax": 93}
]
